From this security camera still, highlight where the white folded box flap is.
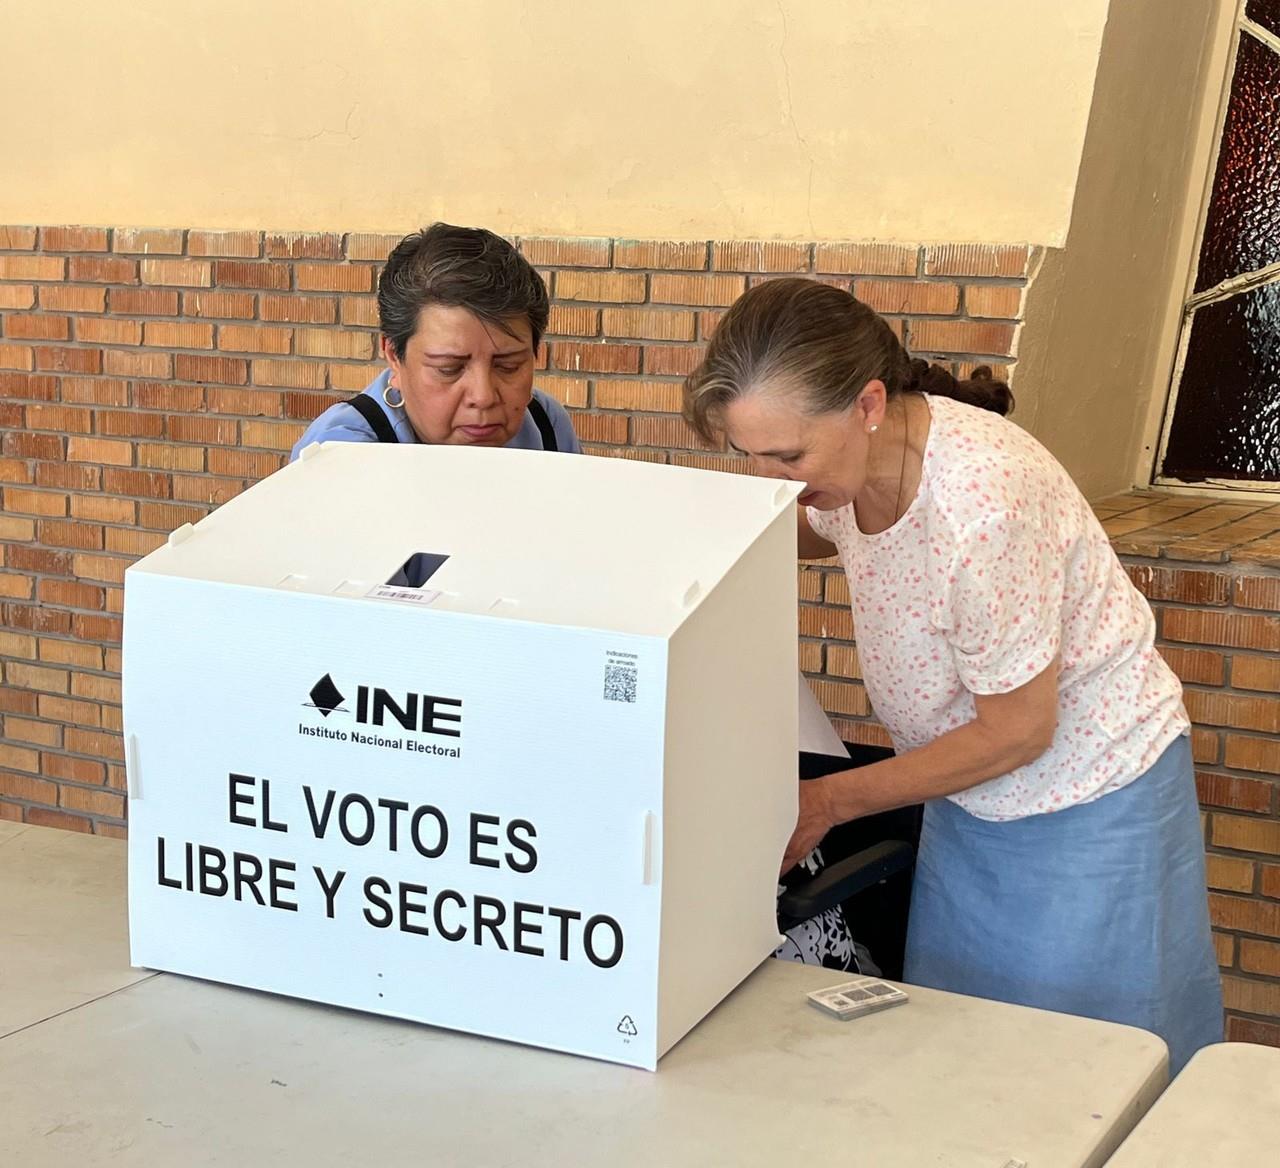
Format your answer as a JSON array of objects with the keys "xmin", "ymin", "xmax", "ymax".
[{"xmin": 799, "ymin": 673, "xmax": 850, "ymax": 758}]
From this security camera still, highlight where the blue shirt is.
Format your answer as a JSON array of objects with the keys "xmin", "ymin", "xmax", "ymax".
[{"xmin": 290, "ymin": 369, "xmax": 582, "ymax": 461}]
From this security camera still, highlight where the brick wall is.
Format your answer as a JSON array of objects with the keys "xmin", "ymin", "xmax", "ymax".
[{"xmin": 5, "ymin": 225, "xmax": 1278, "ymax": 1043}]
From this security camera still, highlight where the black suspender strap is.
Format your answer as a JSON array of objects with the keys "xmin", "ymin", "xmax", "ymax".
[
  {"xmin": 527, "ymin": 396, "xmax": 559, "ymax": 452},
  {"xmin": 346, "ymin": 393, "xmax": 400, "ymax": 444}
]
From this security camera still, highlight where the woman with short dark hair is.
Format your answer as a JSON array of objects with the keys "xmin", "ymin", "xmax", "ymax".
[{"xmin": 292, "ymin": 223, "xmax": 579, "ymax": 458}]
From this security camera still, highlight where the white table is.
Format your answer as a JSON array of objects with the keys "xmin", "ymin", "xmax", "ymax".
[
  {"xmin": 1105, "ymin": 1041, "xmax": 1280, "ymax": 1166},
  {"xmin": 0, "ymin": 826, "xmax": 1169, "ymax": 1167},
  {"xmin": 0, "ymin": 823, "xmax": 155, "ymax": 1037}
]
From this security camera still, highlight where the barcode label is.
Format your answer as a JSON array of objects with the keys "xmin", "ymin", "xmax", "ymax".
[{"xmin": 603, "ymin": 660, "xmax": 637, "ymax": 703}]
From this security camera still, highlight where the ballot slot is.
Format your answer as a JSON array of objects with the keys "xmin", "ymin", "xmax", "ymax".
[{"xmin": 386, "ymin": 552, "xmax": 450, "ymax": 588}]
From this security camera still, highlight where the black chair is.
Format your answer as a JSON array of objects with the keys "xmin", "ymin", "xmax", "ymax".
[{"xmin": 777, "ymin": 743, "xmax": 921, "ymax": 979}]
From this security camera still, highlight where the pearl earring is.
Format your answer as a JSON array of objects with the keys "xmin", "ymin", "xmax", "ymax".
[{"xmin": 869, "ymin": 424, "xmax": 879, "ymax": 434}]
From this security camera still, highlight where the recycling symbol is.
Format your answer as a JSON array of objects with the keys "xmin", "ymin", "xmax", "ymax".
[{"xmin": 617, "ymin": 1015, "xmax": 638, "ymax": 1037}]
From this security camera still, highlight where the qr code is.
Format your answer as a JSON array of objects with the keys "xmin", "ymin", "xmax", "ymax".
[{"xmin": 603, "ymin": 661, "xmax": 637, "ymax": 703}]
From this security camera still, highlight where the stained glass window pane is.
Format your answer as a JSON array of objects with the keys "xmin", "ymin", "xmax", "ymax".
[
  {"xmin": 1162, "ymin": 279, "xmax": 1280, "ymax": 481},
  {"xmin": 1246, "ymin": 0, "xmax": 1280, "ymax": 39},
  {"xmin": 1194, "ymin": 31, "xmax": 1280, "ymax": 293}
]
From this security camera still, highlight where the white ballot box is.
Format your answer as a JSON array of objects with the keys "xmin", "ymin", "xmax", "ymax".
[{"xmin": 123, "ymin": 442, "xmax": 803, "ymax": 1070}]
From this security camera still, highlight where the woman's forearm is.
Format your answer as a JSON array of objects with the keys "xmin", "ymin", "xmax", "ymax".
[{"xmin": 822, "ymin": 716, "xmax": 1050, "ymax": 822}]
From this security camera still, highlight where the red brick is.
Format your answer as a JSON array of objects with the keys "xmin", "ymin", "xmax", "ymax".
[
  {"xmin": 1163, "ymin": 609, "xmax": 1280, "ymax": 651},
  {"xmin": 1225, "ymin": 1016, "xmax": 1280, "ymax": 1045},
  {"xmin": 815, "ymin": 243, "xmax": 917, "ymax": 276},
  {"xmin": 166, "ymin": 415, "xmax": 237, "ymax": 445},
  {"xmin": 549, "ymin": 342, "xmax": 640, "ymax": 374},
  {"xmin": 1185, "ymin": 690, "xmax": 1280, "ymax": 733},
  {"xmin": 67, "ymin": 255, "xmax": 137, "ymax": 284},
  {"xmin": 345, "ymin": 233, "xmax": 402, "ymax": 261},
  {"xmin": 134, "ymin": 382, "xmax": 203, "ymax": 411},
  {"xmin": 34, "ymin": 346, "xmax": 101, "ymax": 374},
  {"xmin": 142, "ymin": 258, "xmax": 212, "ymax": 287},
  {"xmin": 206, "ymin": 387, "xmax": 281, "ymax": 416},
  {"xmin": 296, "ymin": 329, "xmax": 373, "ymax": 360},
  {"xmin": 239, "ymin": 420, "xmax": 305, "ymax": 450},
  {"xmin": 42, "ymin": 752, "xmax": 105, "ymax": 784},
  {"xmin": 0, "ymin": 457, "xmax": 31, "ymax": 483},
  {"xmin": 137, "ymin": 443, "xmax": 204, "ymax": 471},
  {"xmin": 36, "ymin": 462, "xmax": 99, "ymax": 491},
  {"xmin": 632, "ymin": 415, "xmax": 710, "ymax": 449},
  {"xmin": 25, "ymin": 402, "xmax": 91, "ymax": 434},
  {"xmin": 105, "ymin": 528, "xmax": 165, "ymax": 555},
  {"xmin": 145, "ymin": 321, "xmax": 215, "ymax": 349},
  {"xmin": 5, "ymin": 545, "xmax": 73, "ymax": 575},
  {"xmin": 712, "ymin": 241, "xmax": 810, "ymax": 272},
  {"xmin": 2, "ymin": 603, "xmax": 72, "ymax": 634},
  {"xmin": 208, "ymin": 448, "xmax": 284, "ymax": 478},
  {"xmin": 965, "ymin": 284, "xmax": 1024, "ymax": 318},
  {"xmin": 38, "ymin": 692, "xmax": 102, "ymax": 725},
  {"xmin": 0, "ymin": 572, "xmax": 32, "ymax": 600},
  {"xmin": 252, "ymin": 359, "xmax": 326, "ymax": 389},
  {"xmin": 0, "ymin": 687, "xmax": 39, "ymax": 715},
  {"xmin": 0, "ymin": 515, "xmax": 36, "ymax": 542},
  {"xmin": 282, "ymin": 391, "xmax": 334, "ymax": 420},
  {"xmin": 339, "ymin": 297, "xmax": 379, "ymax": 327},
  {"xmin": 184, "ymin": 290, "xmax": 256, "ymax": 319},
  {"xmin": 924, "ymin": 244, "xmax": 1030, "ymax": 278},
  {"xmin": 39, "ymin": 285, "xmax": 106, "ymax": 313},
  {"xmin": 1197, "ymin": 771, "xmax": 1276, "ymax": 812},
  {"xmin": 600, "ymin": 308, "xmax": 695, "ymax": 341},
  {"xmin": 645, "ymin": 345, "xmax": 705, "ymax": 376},
  {"xmin": 1128, "ymin": 565, "xmax": 1232, "ymax": 605},
  {"xmin": 4, "ymin": 717, "xmax": 61, "ymax": 747},
  {"xmin": 0, "ymin": 226, "xmax": 38, "ymax": 249},
  {"xmin": 104, "ymin": 349, "xmax": 171, "ymax": 378},
  {"xmin": 66, "ymin": 436, "xmax": 133, "ymax": 466},
  {"xmin": 265, "ymin": 232, "xmax": 343, "ymax": 260},
  {"xmin": 172, "ymin": 475, "xmax": 248, "ymax": 506},
  {"xmin": 1232, "ymin": 654, "xmax": 1280, "ymax": 693},
  {"xmin": 295, "ymin": 264, "xmax": 371, "ymax": 292},
  {"xmin": 1212, "ymin": 814, "xmax": 1280, "ymax": 855},
  {"xmin": 519, "ymin": 238, "xmax": 610, "ymax": 267},
  {"xmin": 217, "ymin": 324, "xmax": 292, "ymax": 354},
  {"xmin": 39, "ymin": 637, "xmax": 103, "ymax": 670},
  {"xmin": 555, "ymin": 271, "xmax": 646, "ymax": 303},
  {"xmin": 651, "ymin": 273, "xmax": 745, "ymax": 307},
  {"xmin": 70, "ymin": 614, "xmax": 123, "ymax": 645},
  {"xmin": 1236, "ymin": 577, "xmax": 1280, "ymax": 611},
  {"xmin": 0, "ymin": 284, "xmax": 35, "ymax": 310},
  {"xmin": 0, "ymin": 420, "xmax": 56, "ymax": 456},
  {"xmin": 547, "ymin": 305, "xmax": 600, "ymax": 337},
  {"xmin": 536, "ymin": 376, "xmax": 589, "ymax": 408},
  {"xmin": 112, "ymin": 227, "xmax": 184, "ymax": 255},
  {"xmin": 3, "ymin": 486, "xmax": 67, "ymax": 516},
  {"xmin": 71, "ymin": 672, "xmax": 121, "ymax": 703},
  {"xmin": 174, "ymin": 353, "xmax": 248, "ymax": 385},
  {"xmin": 6, "ymin": 661, "xmax": 69, "ymax": 692},
  {"xmin": 102, "ymin": 468, "xmax": 171, "ymax": 498},
  {"xmin": 908, "ymin": 318, "xmax": 1016, "ymax": 357},
  {"xmin": 0, "ymin": 772, "xmax": 58, "ymax": 803},
  {"xmin": 95, "ymin": 409, "xmax": 165, "ymax": 438},
  {"xmin": 72, "ymin": 553, "xmax": 129, "ymax": 584},
  {"xmin": 571, "ymin": 414, "xmax": 629, "ymax": 444},
  {"xmin": 855, "ymin": 280, "xmax": 960, "ymax": 315},
  {"xmin": 38, "ymin": 519, "xmax": 104, "ymax": 550},
  {"xmin": 4, "ymin": 314, "xmax": 70, "ymax": 341},
  {"xmin": 614, "ymin": 240, "xmax": 707, "ymax": 270},
  {"xmin": 0, "ymin": 343, "xmax": 33, "ymax": 370},
  {"xmin": 0, "ymin": 371, "xmax": 56, "ymax": 399},
  {"xmin": 0, "ymin": 255, "xmax": 65, "ymax": 281},
  {"xmin": 329, "ymin": 363, "xmax": 383, "ymax": 391},
  {"xmin": 41, "ymin": 226, "xmax": 109, "ymax": 252},
  {"xmin": 26, "ymin": 807, "xmax": 93, "ymax": 832},
  {"xmin": 75, "ymin": 317, "xmax": 143, "ymax": 346},
  {"xmin": 810, "ymin": 679, "xmax": 871, "ymax": 717},
  {"xmin": 1159, "ymin": 645, "xmax": 1226, "ymax": 686},
  {"xmin": 188, "ymin": 230, "xmax": 261, "ymax": 258},
  {"xmin": 260, "ymin": 295, "xmax": 337, "ymax": 324},
  {"xmin": 594, "ymin": 381, "xmax": 682, "ymax": 412},
  {"xmin": 110, "ymin": 287, "xmax": 179, "ymax": 315}
]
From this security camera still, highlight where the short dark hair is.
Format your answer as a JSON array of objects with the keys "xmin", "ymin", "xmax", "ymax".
[{"xmin": 377, "ymin": 223, "xmax": 549, "ymax": 359}]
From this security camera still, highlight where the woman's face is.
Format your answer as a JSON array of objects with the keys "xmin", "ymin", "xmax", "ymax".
[
  {"xmin": 721, "ymin": 381, "xmax": 888, "ymax": 510},
  {"xmin": 384, "ymin": 305, "xmax": 536, "ymax": 446}
]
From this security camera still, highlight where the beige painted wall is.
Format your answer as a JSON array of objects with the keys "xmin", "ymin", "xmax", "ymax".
[
  {"xmin": 4, "ymin": 0, "xmax": 1107, "ymax": 243},
  {"xmin": 1016, "ymin": 0, "xmax": 1231, "ymax": 499}
]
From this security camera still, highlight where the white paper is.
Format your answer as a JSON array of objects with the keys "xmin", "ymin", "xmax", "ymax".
[{"xmin": 798, "ymin": 672, "xmax": 850, "ymax": 758}]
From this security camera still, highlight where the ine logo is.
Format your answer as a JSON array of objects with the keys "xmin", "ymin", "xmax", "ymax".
[
  {"xmin": 306, "ymin": 674, "xmax": 347, "ymax": 718},
  {"xmin": 303, "ymin": 673, "xmax": 464, "ymax": 738}
]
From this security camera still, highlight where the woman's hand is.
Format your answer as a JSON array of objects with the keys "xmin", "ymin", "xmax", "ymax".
[{"xmin": 782, "ymin": 778, "xmax": 838, "ymax": 872}]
